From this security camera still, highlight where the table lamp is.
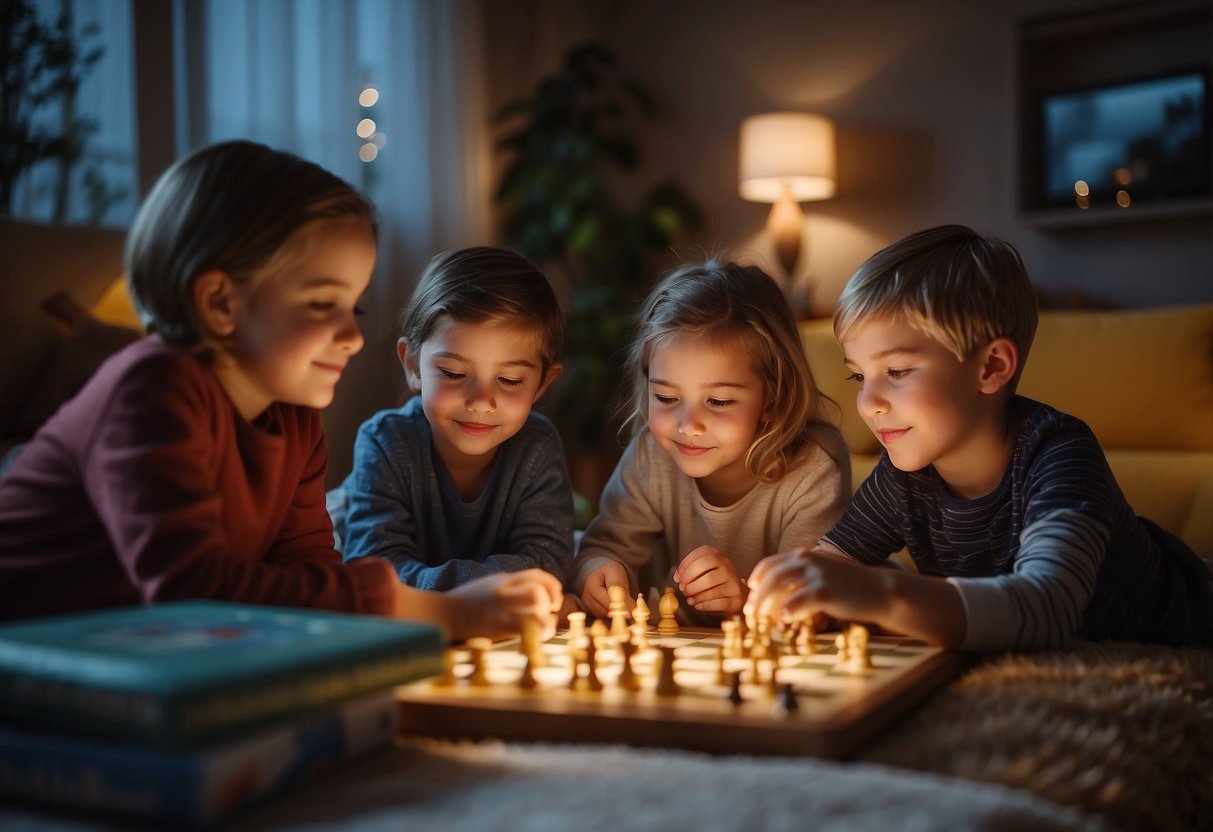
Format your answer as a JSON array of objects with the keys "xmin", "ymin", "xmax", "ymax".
[{"xmin": 739, "ymin": 112, "xmax": 836, "ymax": 276}]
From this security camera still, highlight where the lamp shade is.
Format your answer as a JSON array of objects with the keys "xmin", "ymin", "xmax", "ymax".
[{"xmin": 739, "ymin": 112, "xmax": 836, "ymax": 203}]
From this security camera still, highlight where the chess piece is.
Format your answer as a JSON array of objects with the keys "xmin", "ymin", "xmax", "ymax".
[
  {"xmin": 567, "ymin": 610, "xmax": 587, "ymax": 644},
  {"xmin": 518, "ymin": 654, "xmax": 538, "ymax": 689},
  {"xmin": 568, "ymin": 644, "xmax": 585, "ymax": 691},
  {"xmin": 794, "ymin": 619, "xmax": 816, "ymax": 657},
  {"xmin": 519, "ymin": 617, "xmax": 546, "ymax": 669},
  {"xmin": 777, "ymin": 682, "xmax": 799, "ymax": 715},
  {"xmin": 589, "ymin": 619, "xmax": 609, "ymax": 656},
  {"xmin": 431, "ymin": 647, "xmax": 458, "ymax": 687},
  {"xmin": 655, "ymin": 644, "xmax": 679, "ymax": 696},
  {"xmin": 607, "ymin": 585, "xmax": 630, "ymax": 640},
  {"xmin": 722, "ymin": 617, "xmax": 743, "ymax": 659},
  {"xmin": 836, "ymin": 623, "xmax": 874, "ymax": 674},
  {"xmin": 751, "ymin": 615, "xmax": 770, "ymax": 660},
  {"xmin": 630, "ymin": 621, "xmax": 650, "ymax": 652},
  {"xmin": 766, "ymin": 658, "xmax": 780, "ymax": 698},
  {"xmin": 715, "ymin": 645, "xmax": 729, "ymax": 686},
  {"xmin": 727, "ymin": 670, "xmax": 744, "ymax": 705},
  {"xmin": 657, "ymin": 587, "xmax": 680, "ymax": 635},
  {"xmin": 583, "ymin": 637, "xmax": 604, "ymax": 691},
  {"xmin": 617, "ymin": 639, "xmax": 641, "ymax": 692},
  {"xmin": 632, "ymin": 593, "xmax": 651, "ymax": 631},
  {"xmin": 466, "ymin": 637, "xmax": 492, "ymax": 686}
]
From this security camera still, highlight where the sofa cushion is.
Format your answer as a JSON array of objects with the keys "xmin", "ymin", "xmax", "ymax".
[
  {"xmin": 1018, "ymin": 304, "xmax": 1213, "ymax": 452},
  {"xmin": 1105, "ymin": 450, "xmax": 1213, "ymax": 555},
  {"xmin": 800, "ymin": 318, "xmax": 878, "ymax": 455},
  {"xmin": 802, "ymin": 303, "xmax": 1213, "ymax": 455},
  {"xmin": 14, "ymin": 291, "xmax": 140, "ymax": 438}
]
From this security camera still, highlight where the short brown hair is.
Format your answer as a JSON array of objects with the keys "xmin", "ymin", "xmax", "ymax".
[
  {"xmin": 125, "ymin": 140, "xmax": 376, "ymax": 346},
  {"xmin": 398, "ymin": 247, "xmax": 564, "ymax": 373}
]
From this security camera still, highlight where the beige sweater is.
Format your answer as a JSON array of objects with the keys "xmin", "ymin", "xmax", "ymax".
[{"xmin": 572, "ymin": 428, "xmax": 851, "ymax": 625}]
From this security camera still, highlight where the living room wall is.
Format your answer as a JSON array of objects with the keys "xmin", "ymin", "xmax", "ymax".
[{"xmin": 481, "ymin": 0, "xmax": 1212, "ymax": 314}]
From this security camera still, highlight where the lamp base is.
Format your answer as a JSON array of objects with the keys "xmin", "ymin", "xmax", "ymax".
[{"xmin": 767, "ymin": 194, "xmax": 803, "ymax": 276}]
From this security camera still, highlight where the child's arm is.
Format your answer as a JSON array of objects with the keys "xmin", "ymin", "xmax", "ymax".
[
  {"xmin": 82, "ymin": 358, "xmax": 398, "ymax": 615},
  {"xmin": 394, "ymin": 568, "xmax": 564, "ymax": 642},
  {"xmin": 745, "ymin": 543, "xmax": 967, "ymax": 647},
  {"xmin": 571, "ymin": 438, "xmax": 665, "ymax": 617}
]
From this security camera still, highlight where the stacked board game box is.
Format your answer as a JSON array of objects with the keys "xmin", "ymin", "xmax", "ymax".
[{"xmin": 0, "ymin": 600, "xmax": 445, "ymax": 827}]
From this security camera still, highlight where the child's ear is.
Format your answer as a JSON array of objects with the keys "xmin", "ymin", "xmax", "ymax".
[
  {"xmin": 978, "ymin": 337, "xmax": 1019, "ymax": 394},
  {"xmin": 192, "ymin": 269, "xmax": 242, "ymax": 338},
  {"xmin": 534, "ymin": 362, "xmax": 563, "ymax": 402},
  {"xmin": 397, "ymin": 338, "xmax": 421, "ymax": 389}
]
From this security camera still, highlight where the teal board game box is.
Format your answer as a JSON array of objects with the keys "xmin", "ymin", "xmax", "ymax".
[
  {"xmin": 0, "ymin": 601, "xmax": 444, "ymax": 748},
  {"xmin": 0, "ymin": 689, "xmax": 397, "ymax": 828}
]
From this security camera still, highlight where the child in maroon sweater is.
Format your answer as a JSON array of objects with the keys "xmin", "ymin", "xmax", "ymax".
[{"xmin": 0, "ymin": 140, "xmax": 561, "ymax": 641}]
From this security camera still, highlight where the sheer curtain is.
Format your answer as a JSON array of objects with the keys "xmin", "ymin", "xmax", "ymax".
[
  {"xmin": 8, "ymin": 0, "xmax": 138, "ymax": 227},
  {"xmin": 191, "ymin": 0, "xmax": 493, "ymax": 483}
]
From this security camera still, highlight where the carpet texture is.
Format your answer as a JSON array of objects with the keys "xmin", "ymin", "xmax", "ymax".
[{"xmin": 859, "ymin": 642, "xmax": 1213, "ymax": 832}]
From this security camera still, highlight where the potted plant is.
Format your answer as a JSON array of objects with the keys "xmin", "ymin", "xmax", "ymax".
[{"xmin": 493, "ymin": 41, "xmax": 704, "ymax": 509}]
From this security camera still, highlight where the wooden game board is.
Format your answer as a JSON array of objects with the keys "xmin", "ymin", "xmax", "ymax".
[{"xmin": 395, "ymin": 627, "xmax": 963, "ymax": 758}]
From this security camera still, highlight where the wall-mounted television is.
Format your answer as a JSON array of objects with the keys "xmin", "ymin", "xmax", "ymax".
[{"xmin": 1039, "ymin": 69, "xmax": 1210, "ymax": 210}]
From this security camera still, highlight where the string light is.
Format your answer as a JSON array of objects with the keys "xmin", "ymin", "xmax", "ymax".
[{"xmin": 358, "ymin": 84, "xmax": 383, "ymax": 165}]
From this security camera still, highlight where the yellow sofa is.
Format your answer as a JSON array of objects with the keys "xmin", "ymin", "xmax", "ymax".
[{"xmin": 801, "ymin": 303, "xmax": 1213, "ymax": 557}]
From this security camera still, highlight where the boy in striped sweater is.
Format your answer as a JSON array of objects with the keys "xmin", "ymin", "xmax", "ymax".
[{"xmin": 746, "ymin": 225, "xmax": 1213, "ymax": 651}]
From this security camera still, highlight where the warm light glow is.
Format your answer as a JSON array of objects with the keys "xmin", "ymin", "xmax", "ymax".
[
  {"xmin": 739, "ymin": 112, "xmax": 836, "ymax": 202},
  {"xmin": 1074, "ymin": 180, "xmax": 1090, "ymax": 197},
  {"xmin": 359, "ymin": 87, "xmax": 379, "ymax": 107},
  {"xmin": 357, "ymin": 118, "xmax": 376, "ymax": 138},
  {"xmin": 359, "ymin": 143, "xmax": 378, "ymax": 162},
  {"xmin": 1116, "ymin": 189, "xmax": 1131, "ymax": 207},
  {"xmin": 1114, "ymin": 167, "xmax": 1132, "ymax": 185},
  {"xmin": 1076, "ymin": 195, "xmax": 1090, "ymax": 209}
]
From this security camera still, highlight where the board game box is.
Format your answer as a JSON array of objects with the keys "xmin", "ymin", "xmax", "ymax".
[
  {"xmin": 395, "ymin": 625, "xmax": 962, "ymax": 759},
  {"xmin": 0, "ymin": 601, "xmax": 444, "ymax": 748},
  {"xmin": 0, "ymin": 689, "xmax": 397, "ymax": 828}
]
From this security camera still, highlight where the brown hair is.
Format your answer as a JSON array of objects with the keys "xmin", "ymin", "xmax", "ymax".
[
  {"xmin": 398, "ymin": 246, "xmax": 564, "ymax": 374},
  {"xmin": 125, "ymin": 140, "xmax": 376, "ymax": 346}
]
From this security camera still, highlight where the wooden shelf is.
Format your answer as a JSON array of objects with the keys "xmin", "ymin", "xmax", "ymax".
[
  {"xmin": 1016, "ymin": 1, "xmax": 1212, "ymax": 228},
  {"xmin": 1020, "ymin": 198, "xmax": 1213, "ymax": 230}
]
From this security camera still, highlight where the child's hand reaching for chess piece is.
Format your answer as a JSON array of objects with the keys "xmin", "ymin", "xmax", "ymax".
[
  {"xmin": 674, "ymin": 545, "xmax": 747, "ymax": 617},
  {"xmin": 579, "ymin": 561, "xmax": 631, "ymax": 618},
  {"xmin": 746, "ymin": 544, "xmax": 884, "ymax": 626},
  {"xmin": 403, "ymin": 568, "xmax": 563, "ymax": 643}
]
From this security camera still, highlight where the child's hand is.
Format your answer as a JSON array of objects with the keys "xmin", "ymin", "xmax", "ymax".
[
  {"xmin": 445, "ymin": 569, "xmax": 564, "ymax": 643},
  {"xmin": 580, "ymin": 561, "xmax": 630, "ymax": 618},
  {"xmin": 674, "ymin": 545, "xmax": 747, "ymax": 616},
  {"xmin": 744, "ymin": 546, "xmax": 888, "ymax": 628}
]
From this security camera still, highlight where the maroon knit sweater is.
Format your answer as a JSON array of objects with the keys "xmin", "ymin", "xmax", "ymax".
[{"xmin": 0, "ymin": 336, "xmax": 396, "ymax": 620}]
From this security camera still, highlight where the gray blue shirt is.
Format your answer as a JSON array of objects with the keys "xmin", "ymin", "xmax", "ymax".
[
  {"xmin": 334, "ymin": 397, "xmax": 574, "ymax": 590},
  {"xmin": 824, "ymin": 396, "xmax": 1213, "ymax": 651}
]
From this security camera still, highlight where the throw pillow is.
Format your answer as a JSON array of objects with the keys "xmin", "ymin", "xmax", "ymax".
[{"xmin": 15, "ymin": 291, "xmax": 141, "ymax": 438}]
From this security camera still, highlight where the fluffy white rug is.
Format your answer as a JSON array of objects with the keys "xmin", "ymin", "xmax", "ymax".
[{"xmin": 222, "ymin": 737, "xmax": 1106, "ymax": 832}]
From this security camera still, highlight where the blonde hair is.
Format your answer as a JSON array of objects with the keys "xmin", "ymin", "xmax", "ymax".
[
  {"xmin": 621, "ymin": 261, "xmax": 837, "ymax": 483},
  {"xmin": 834, "ymin": 225, "xmax": 1039, "ymax": 390}
]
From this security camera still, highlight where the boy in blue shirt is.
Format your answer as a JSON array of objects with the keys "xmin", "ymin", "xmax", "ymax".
[
  {"xmin": 333, "ymin": 247, "xmax": 574, "ymax": 590},
  {"xmin": 747, "ymin": 225, "xmax": 1213, "ymax": 651}
]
